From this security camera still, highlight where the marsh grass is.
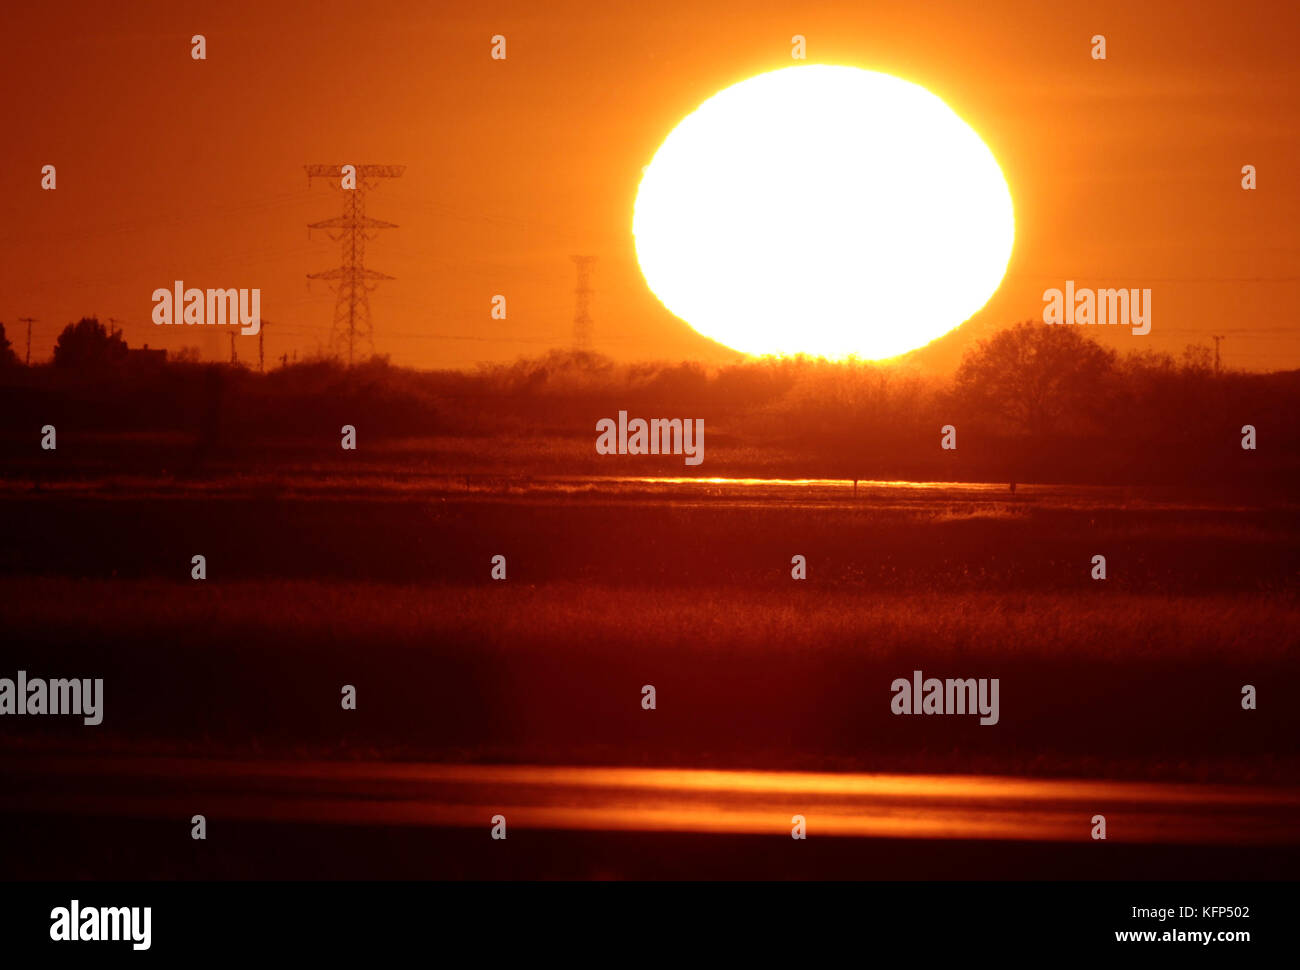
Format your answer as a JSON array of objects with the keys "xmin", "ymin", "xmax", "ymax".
[{"xmin": 4, "ymin": 577, "xmax": 1295, "ymax": 782}]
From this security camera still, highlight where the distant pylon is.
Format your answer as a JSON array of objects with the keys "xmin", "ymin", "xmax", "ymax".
[
  {"xmin": 18, "ymin": 317, "xmax": 36, "ymax": 366},
  {"xmin": 1212, "ymin": 335, "xmax": 1225, "ymax": 374},
  {"xmin": 305, "ymin": 164, "xmax": 405, "ymax": 366},
  {"xmin": 570, "ymin": 255, "xmax": 596, "ymax": 352}
]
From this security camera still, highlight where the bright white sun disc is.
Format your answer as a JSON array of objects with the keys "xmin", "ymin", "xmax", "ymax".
[{"xmin": 633, "ymin": 65, "xmax": 1015, "ymax": 359}]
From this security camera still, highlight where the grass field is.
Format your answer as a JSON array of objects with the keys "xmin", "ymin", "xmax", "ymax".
[
  {"xmin": 3, "ymin": 483, "xmax": 1297, "ymax": 879},
  {"xmin": 2, "ymin": 484, "xmax": 1295, "ymax": 783}
]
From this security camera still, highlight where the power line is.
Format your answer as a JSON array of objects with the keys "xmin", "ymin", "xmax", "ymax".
[{"xmin": 1008, "ymin": 273, "xmax": 1300, "ymax": 283}]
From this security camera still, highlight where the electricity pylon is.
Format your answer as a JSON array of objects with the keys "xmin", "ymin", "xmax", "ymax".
[
  {"xmin": 570, "ymin": 255, "xmax": 595, "ymax": 352},
  {"xmin": 305, "ymin": 164, "xmax": 404, "ymax": 366},
  {"xmin": 18, "ymin": 317, "xmax": 36, "ymax": 365}
]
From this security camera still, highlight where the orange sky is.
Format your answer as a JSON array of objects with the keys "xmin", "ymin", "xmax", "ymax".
[{"xmin": 2, "ymin": 0, "xmax": 1298, "ymax": 371}]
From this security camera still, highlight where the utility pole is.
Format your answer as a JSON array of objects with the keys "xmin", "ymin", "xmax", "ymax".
[
  {"xmin": 305, "ymin": 164, "xmax": 404, "ymax": 366},
  {"xmin": 258, "ymin": 319, "xmax": 267, "ymax": 373},
  {"xmin": 230, "ymin": 331, "xmax": 238, "ymax": 366},
  {"xmin": 1211, "ymin": 335, "xmax": 1224, "ymax": 374},
  {"xmin": 18, "ymin": 317, "xmax": 36, "ymax": 365},
  {"xmin": 570, "ymin": 255, "xmax": 595, "ymax": 352}
]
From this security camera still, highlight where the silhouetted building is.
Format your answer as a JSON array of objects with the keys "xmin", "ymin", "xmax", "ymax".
[{"xmin": 127, "ymin": 344, "xmax": 167, "ymax": 368}]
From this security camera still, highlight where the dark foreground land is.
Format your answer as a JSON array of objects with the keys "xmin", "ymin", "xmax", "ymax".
[
  {"xmin": 8, "ymin": 817, "xmax": 1299, "ymax": 880},
  {"xmin": 2, "ymin": 482, "xmax": 1297, "ymax": 878}
]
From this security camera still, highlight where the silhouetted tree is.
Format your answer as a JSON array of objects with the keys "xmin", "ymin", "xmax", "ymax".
[
  {"xmin": 955, "ymin": 321, "xmax": 1118, "ymax": 436},
  {"xmin": 0, "ymin": 322, "xmax": 20, "ymax": 368},
  {"xmin": 52, "ymin": 317, "xmax": 128, "ymax": 370}
]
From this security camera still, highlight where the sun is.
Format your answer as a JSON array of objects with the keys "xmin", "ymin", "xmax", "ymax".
[{"xmin": 633, "ymin": 65, "xmax": 1015, "ymax": 360}]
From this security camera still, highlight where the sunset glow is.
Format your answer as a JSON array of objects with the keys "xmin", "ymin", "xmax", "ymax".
[{"xmin": 5, "ymin": 0, "xmax": 1299, "ymax": 936}]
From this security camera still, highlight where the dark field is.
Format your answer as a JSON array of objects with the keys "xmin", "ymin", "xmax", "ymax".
[
  {"xmin": 2, "ymin": 484, "xmax": 1296, "ymax": 781},
  {"xmin": 3, "ymin": 479, "xmax": 1298, "ymax": 879},
  {"xmin": 8, "ymin": 818, "xmax": 1298, "ymax": 881}
]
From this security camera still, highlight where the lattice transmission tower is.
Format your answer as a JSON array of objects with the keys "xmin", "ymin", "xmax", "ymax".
[
  {"xmin": 570, "ymin": 255, "xmax": 595, "ymax": 352},
  {"xmin": 305, "ymin": 164, "xmax": 405, "ymax": 365},
  {"xmin": 18, "ymin": 317, "xmax": 36, "ymax": 366}
]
